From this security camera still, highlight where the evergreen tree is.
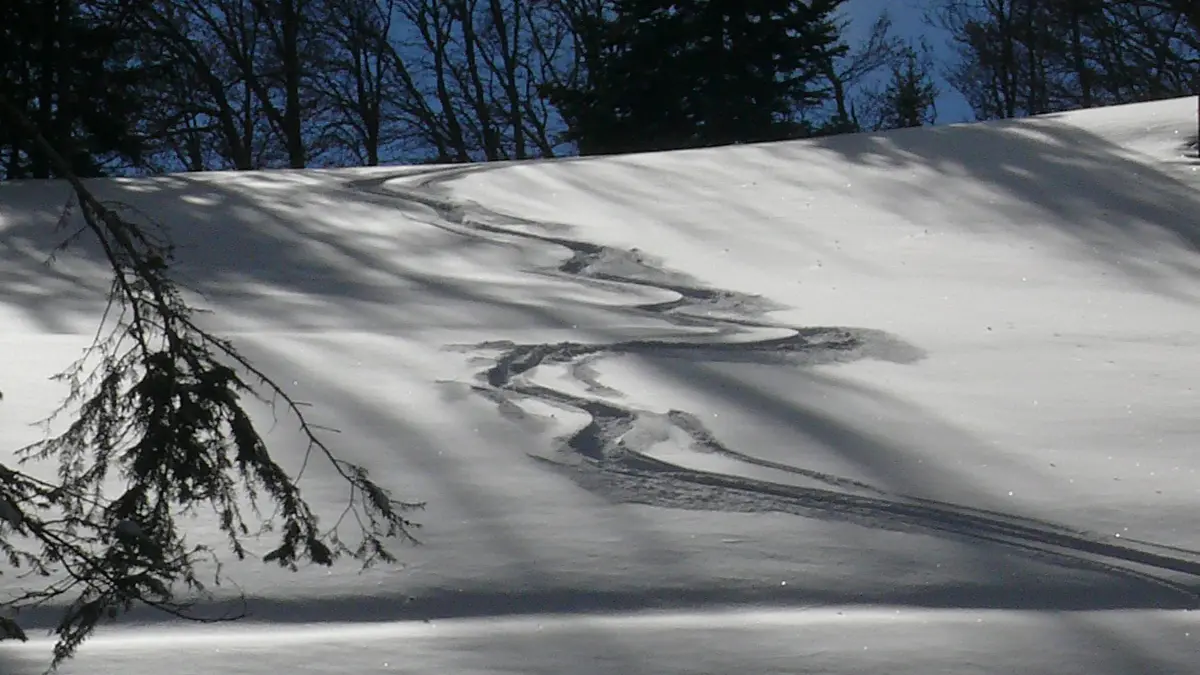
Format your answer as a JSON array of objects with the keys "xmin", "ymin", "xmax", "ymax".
[
  {"xmin": 876, "ymin": 44, "xmax": 938, "ymax": 130},
  {"xmin": 549, "ymin": 0, "xmax": 849, "ymax": 155},
  {"xmin": 0, "ymin": 98, "xmax": 422, "ymax": 668},
  {"xmin": 0, "ymin": 0, "xmax": 148, "ymax": 179}
]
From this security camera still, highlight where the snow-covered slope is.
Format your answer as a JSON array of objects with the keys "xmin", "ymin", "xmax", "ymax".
[{"xmin": 3, "ymin": 97, "xmax": 1200, "ymax": 673}]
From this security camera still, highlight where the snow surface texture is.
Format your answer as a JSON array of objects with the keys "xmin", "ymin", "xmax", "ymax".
[{"xmin": 3, "ymin": 98, "xmax": 1200, "ymax": 673}]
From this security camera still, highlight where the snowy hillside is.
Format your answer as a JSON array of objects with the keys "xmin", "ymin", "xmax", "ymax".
[{"xmin": 3, "ymin": 97, "xmax": 1200, "ymax": 673}]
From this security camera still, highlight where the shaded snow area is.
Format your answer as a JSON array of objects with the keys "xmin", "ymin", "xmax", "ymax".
[{"xmin": 4, "ymin": 97, "xmax": 1200, "ymax": 673}]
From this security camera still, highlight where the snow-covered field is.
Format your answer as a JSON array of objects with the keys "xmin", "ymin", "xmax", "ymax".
[{"xmin": 3, "ymin": 97, "xmax": 1200, "ymax": 673}]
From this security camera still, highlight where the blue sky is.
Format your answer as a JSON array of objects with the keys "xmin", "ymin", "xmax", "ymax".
[{"xmin": 843, "ymin": 0, "xmax": 974, "ymax": 124}]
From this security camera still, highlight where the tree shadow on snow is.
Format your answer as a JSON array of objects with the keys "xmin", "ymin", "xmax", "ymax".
[
  {"xmin": 789, "ymin": 111, "xmax": 1200, "ymax": 301},
  {"xmin": 0, "ymin": 168, "xmax": 589, "ymax": 336},
  {"xmin": 5, "ymin": 119, "xmax": 1200, "ymax": 673}
]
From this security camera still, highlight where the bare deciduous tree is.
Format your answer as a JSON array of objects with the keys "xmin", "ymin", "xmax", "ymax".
[
  {"xmin": 933, "ymin": 0, "xmax": 1200, "ymax": 121},
  {"xmin": 393, "ymin": 0, "xmax": 566, "ymax": 160}
]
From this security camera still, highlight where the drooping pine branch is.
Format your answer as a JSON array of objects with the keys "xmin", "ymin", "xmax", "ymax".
[{"xmin": 0, "ymin": 93, "xmax": 422, "ymax": 671}]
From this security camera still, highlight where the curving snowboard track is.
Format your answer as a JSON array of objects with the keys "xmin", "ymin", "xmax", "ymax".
[{"xmin": 347, "ymin": 167, "xmax": 1200, "ymax": 604}]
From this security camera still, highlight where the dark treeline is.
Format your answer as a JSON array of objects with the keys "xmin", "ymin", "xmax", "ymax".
[
  {"xmin": 3, "ymin": 0, "xmax": 1200, "ymax": 179},
  {"xmin": 935, "ymin": 0, "xmax": 1200, "ymax": 119}
]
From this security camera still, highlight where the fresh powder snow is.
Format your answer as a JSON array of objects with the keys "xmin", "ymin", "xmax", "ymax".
[{"xmin": 2, "ymin": 97, "xmax": 1200, "ymax": 673}]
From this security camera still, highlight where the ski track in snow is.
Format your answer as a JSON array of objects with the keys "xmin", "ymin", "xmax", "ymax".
[{"xmin": 343, "ymin": 167, "xmax": 1200, "ymax": 604}]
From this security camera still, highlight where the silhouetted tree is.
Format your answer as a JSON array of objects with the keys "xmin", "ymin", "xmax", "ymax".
[
  {"xmin": 933, "ymin": 0, "xmax": 1200, "ymax": 121},
  {"xmin": 816, "ymin": 11, "xmax": 907, "ymax": 136},
  {"xmin": 0, "ymin": 0, "xmax": 148, "ymax": 179},
  {"xmin": 875, "ymin": 43, "xmax": 939, "ymax": 130},
  {"xmin": 0, "ymin": 91, "xmax": 422, "ymax": 670},
  {"xmin": 547, "ymin": 0, "xmax": 850, "ymax": 154}
]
